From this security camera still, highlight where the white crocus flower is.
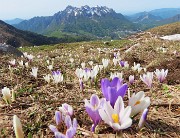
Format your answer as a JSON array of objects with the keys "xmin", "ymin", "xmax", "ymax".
[
  {"xmin": 47, "ymin": 65, "xmax": 53, "ymax": 71},
  {"xmin": 18, "ymin": 60, "xmax": 24, "ymax": 67},
  {"xmin": 13, "ymin": 115, "xmax": 24, "ymax": 138},
  {"xmin": 2, "ymin": 87, "xmax": 11, "ymax": 104},
  {"xmin": 128, "ymin": 91, "xmax": 150, "ymax": 117},
  {"xmin": 99, "ymin": 96, "xmax": 132, "ymax": 131},
  {"xmin": 9, "ymin": 59, "xmax": 16, "ymax": 66},
  {"xmin": 23, "ymin": 52, "xmax": 28, "ymax": 58},
  {"xmin": 81, "ymin": 62, "xmax": 86, "ymax": 69},
  {"xmin": 25, "ymin": 62, "xmax": 29, "ymax": 68},
  {"xmin": 69, "ymin": 58, "xmax": 74, "ymax": 63},
  {"xmin": 102, "ymin": 58, "xmax": 109, "ymax": 69},
  {"xmin": 110, "ymin": 72, "xmax": 123, "ymax": 80},
  {"xmin": 46, "ymin": 60, "xmax": 50, "ymax": 65},
  {"xmin": 132, "ymin": 62, "xmax": 141, "ymax": 72},
  {"xmin": 27, "ymin": 54, "xmax": 34, "ymax": 61},
  {"xmin": 88, "ymin": 61, "xmax": 93, "ymax": 66},
  {"xmin": 30, "ymin": 67, "xmax": 38, "ymax": 78},
  {"xmin": 113, "ymin": 58, "xmax": 119, "ymax": 66},
  {"xmin": 44, "ymin": 74, "xmax": 51, "ymax": 83},
  {"xmin": 98, "ymin": 65, "xmax": 103, "ymax": 71},
  {"xmin": 75, "ymin": 68, "xmax": 84, "ymax": 79}
]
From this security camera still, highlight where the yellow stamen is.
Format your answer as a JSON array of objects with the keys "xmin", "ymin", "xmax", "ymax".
[
  {"xmin": 134, "ymin": 100, "xmax": 141, "ymax": 106},
  {"xmin": 112, "ymin": 114, "xmax": 119, "ymax": 123},
  {"xmin": 93, "ymin": 104, "xmax": 97, "ymax": 109}
]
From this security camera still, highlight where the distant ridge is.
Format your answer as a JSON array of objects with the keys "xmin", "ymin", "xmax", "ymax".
[
  {"xmin": 14, "ymin": 5, "xmax": 138, "ymax": 39},
  {"xmin": 4, "ymin": 18, "xmax": 24, "ymax": 25}
]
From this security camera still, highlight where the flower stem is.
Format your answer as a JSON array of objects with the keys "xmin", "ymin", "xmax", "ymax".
[{"xmin": 116, "ymin": 130, "xmax": 123, "ymax": 138}]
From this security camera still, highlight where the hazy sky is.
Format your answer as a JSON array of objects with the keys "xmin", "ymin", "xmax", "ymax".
[{"xmin": 0, "ymin": 0, "xmax": 180, "ymax": 20}]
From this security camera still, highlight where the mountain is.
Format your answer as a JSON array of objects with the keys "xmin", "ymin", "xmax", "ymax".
[
  {"xmin": 14, "ymin": 5, "xmax": 138, "ymax": 39},
  {"xmin": 4, "ymin": 18, "xmax": 24, "ymax": 25},
  {"xmin": 0, "ymin": 20, "xmax": 64, "ymax": 47},
  {"xmin": 149, "ymin": 8, "xmax": 180, "ymax": 19},
  {"xmin": 158, "ymin": 14, "xmax": 180, "ymax": 25},
  {"xmin": 128, "ymin": 12, "xmax": 162, "ymax": 23}
]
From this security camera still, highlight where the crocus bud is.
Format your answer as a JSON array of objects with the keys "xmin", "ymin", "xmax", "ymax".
[
  {"xmin": 129, "ymin": 75, "xmax": 134, "ymax": 84},
  {"xmin": 30, "ymin": 67, "xmax": 38, "ymax": 79},
  {"xmin": 138, "ymin": 108, "xmax": 148, "ymax": 129},
  {"xmin": 13, "ymin": 115, "xmax": 24, "ymax": 138},
  {"xmin": 2, "ymin": 87, "xmax": 11, "ymax": 104}
]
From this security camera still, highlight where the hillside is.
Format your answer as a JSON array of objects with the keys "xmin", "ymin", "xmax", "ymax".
[
  {"xmin": 14, "ymin": 5, "xmax": 138, "ymax": 39},
  {"xmin": 148, "ymin": 22, "xmax": 180, "ymax": 35},
  {"xmin": 0, "ymin": 20, "xmax": 93, "ymax": 47}
]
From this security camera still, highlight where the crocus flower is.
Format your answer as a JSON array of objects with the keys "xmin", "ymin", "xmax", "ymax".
[
  {"xmin": 128, "ymin": 91, "xmax": 150, "ymax": 117},
  {"xmin": 119, "ymin": 61, "xmax": 125, "ymax": 67},
  {"xmin": 81, "ymin": 62, "xmax": 86, "ymax": 69},
  {"xmin": 2, "ymin": 87, "xmax": 11, "ymax": 104},
  {"xmin": 154, "ymin": 69, "xmax": 168, "ymax": 83},
  {"xmin": 120, "ymin": 61, "xmax": 129, "ymax": 68},
  {"xmin": 69, "ymin": 58, "xmax": 74, "ymax": 63},
  {"xmin": 25, "ymin": 62, "xmax": 29, "ymax": 68},
  {"xmin": 47, "ymin": 65, "xmax": 53, "ymax": 71},
  {"xmin": 138, "ymin": 108, "xmax": 148, "ymax": 129},
  {"xmin": 84, "ymin": 94, "xmax": 105, "ymax": 132},
  {"xmin": 52, "ymin": 70, "xmax": 63, "ymax": 84},
  {"xmin": 102, "ymin": 58, "xmax": 109, "ymax": 69},
  {"xmin": 18, "ymin": 60, "xmax": 24, "ymax": 67},
  {"xmin": 113, "ymin": 57, "xmax": 119, "ymax": 66},
  {"xmin": 129, "ymin": 75, "xmax": 135, "ymax": 84},
  {"xmin": 132, "ymin": 62, "xmax": 141, "ymax": 72},
  {"xmin": 98, "ymin": 65, "xmax": 103, "ymax": 71},
  {"xmin": 59, "ymin": 103, "xmax": 73, "ymax": 116},
  {"xmin": 88, "ymin": 61, "xmax": 93, "ymax": 66},
  {"xmin": 9, "ymin": 59, "xmax": 16, "ymax": 66},
  {"xmin": 49, "ymin": 115, "xmax": 77, "ymax": 138},
  {"xmin": 13, "ymin": 115, "xmax": 24, "ymax": 138},
  {"xmin": 140, "ymin": 72, "xmax": 153, "ymax": 88},
  {"xmin": 46, "ymin": 60, "xmax": 50, "ymax": 65},
  {"xmin": 101, "ymin": 77, "xmax": 128, "ymax": 107},
  {"xmin": 27, "ymin": 54, "xmax": 34, "ymax": 61},
  {"xmin": 99, "ymin": 96, "xmax": 132, "ymax": 131},
  {"xmin": 110, "ymin": 72, "xmax": 123, "ymax": 80},
  {"xmin": 44, "ymin": 74, "xmax": 51, "ymax": 83},
  {"xmin": 30, "ymin": 67, "xmax": 38, "ymax": 78}
]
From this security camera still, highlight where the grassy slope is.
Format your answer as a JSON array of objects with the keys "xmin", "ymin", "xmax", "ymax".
[{"xmin": 147, "ymin": 22, "xmax": 180, "ymax": 35}]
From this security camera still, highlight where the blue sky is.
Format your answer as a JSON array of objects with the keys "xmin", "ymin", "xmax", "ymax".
[{"xmin": 0, "ymin": 0, "xmax": 180, "ymax": 20}]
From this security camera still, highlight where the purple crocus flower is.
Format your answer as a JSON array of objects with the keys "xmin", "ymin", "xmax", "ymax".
[
  {"xmin": 138, "ymin": 108, "xmax": 148, "ymax": 129},
  {"xmin": 119, "ymin": 61, "xmax": 125, "ymax": 67},
  {"xmin": 140, "ymin": 72, "xmax": 153, "ymax": 88},
  {"xmin": 101, "ymin": 77, "xmax": 128, "ymax": 107},
  {"xmin": 154, "ymin": 69, "xmax": 168, "ymax": 83},
  {"xmin": 52, "ymin": 70, "xmax": 61, "ymax": 75},
  {"xmin": 49, "ymin": 115, "xmax": 77, "ymax": 138},
  {"xmin": 84, "ymin": 94, "xmax": 105, "ymax": 132}
]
